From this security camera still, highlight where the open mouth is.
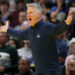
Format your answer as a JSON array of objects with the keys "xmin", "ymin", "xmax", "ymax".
[{"xmin": 29, "ymin": 18, "xmax": 32, "ymax": 21}]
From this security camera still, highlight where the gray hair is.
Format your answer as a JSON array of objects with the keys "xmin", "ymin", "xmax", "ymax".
[
  {"xmin": 69, "ymin": 38, "xmax": 75, "ymax": 50},
  {"xmin": 26, "ymin": 3, "xmax": 43, "ymax": 14}
]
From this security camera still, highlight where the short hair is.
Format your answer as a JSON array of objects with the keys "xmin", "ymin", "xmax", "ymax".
[
  {"xmin": 26, "ymin": 3, "xmax": 43, "ymax": 14},
  {"xmin": 0, "ymin": 0, "xmax": 9, "ymax": 8},
  {"xmin": 16, "ymin": 0, "xmax": 25, "ymax": 5},
  {"xmin": 69, "ymin": 38, "xmax": 75, "ymax": 50}
]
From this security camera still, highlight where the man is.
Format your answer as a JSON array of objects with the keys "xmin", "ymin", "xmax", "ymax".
[
  {"xmin": 0, "ymin": 3, "xmax": 73, "ymax": 75},
  {"xmin": 15, "ymin": 57, "xmax": 34, "ymax": 75},
  {"xmin": 68, "ymin": 7, "xmax": 75, "ymax": 40},
  {"xmin": 0, "ymin": 32, "xmax": 19, "ymax": 75},
  {"xmin": 15, "ymin": 11, "xmax": 27, "ymax": 30}
]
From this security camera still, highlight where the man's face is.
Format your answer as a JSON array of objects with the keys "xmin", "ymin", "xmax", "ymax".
[
  {"xmin": 0, "ymin": 33, "xmax": 8, "ymax": 44},
  {"xmin": 27, "ymin": 6, "xmax": 41, "ymax": 27}
]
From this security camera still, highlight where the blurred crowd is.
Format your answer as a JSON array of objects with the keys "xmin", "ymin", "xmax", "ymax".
[{"xmin": 0, "ymin": 0, "xmax": 75, "ymax": 75}]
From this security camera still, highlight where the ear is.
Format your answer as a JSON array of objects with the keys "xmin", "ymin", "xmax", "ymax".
[{"xmin": 37, "ymin": 13, "xmax": 42, "ymax": 19}]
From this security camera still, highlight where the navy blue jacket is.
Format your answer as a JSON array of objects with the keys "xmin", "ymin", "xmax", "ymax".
[{"xmin": 7, "ymin": 20, "xmax": 69, "ymax": 73}]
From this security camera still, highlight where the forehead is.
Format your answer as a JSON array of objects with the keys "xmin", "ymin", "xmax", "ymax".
[
  {"xmin": 27, "ymin": 6, "xmax": 36, "ymax": 12},
  {"xmin": 69, "ymin": 8, "xmax": 75, "ymax": 12},
  {"xmin": 19, "ymin": 59, "xmax": 29, "ymax": 64}
]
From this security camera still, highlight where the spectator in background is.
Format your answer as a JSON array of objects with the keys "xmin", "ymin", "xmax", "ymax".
[
  {"xmin": 50, "ymin": 0, "xmax": 66, "ymax": 23},
  {"xmin": 0, "ymin": 32, "xmax": 19, "ymax": 75},
  {"xmin": 9, "ymin": 0, "xmax": 16, "ymax": 12},
  {"xmin": 8, "ymin": 38, "xmax": 20, "ymax": 49},
  {"xmin": 68, "ymin": 7, "xmax": 75, "ymax": 40},
  {"xmin": 0, "ymin": 0, "xmax": 14, "ymax": 27},
  {"xmin": 15, "ymin": 57, "xmax": 34, "ymax": 75},
  {"xmin": 18, "ymin": 40, "xmax": 34, "ymax": 65},
  {"xmin": 65, "ymin": 0, "xmax": 75, "ymax": 14},
  {"xmin": 8, "ymin": 39, "xmax": 17, "ymax": 48},
  {"xmin": 15, "ymin": 11, "xmax": 27, "ymax": 30},
  {"xmin": 65, "ymin": 38, "xmax": 75, "ymax": 75},
  {"xmin": 39, "ymin": 0, "xmax": 54, "ymax": 20},
  {"xmin": 56, "ymin": 31, "xmax": 69, "ymax": 68},
  {"xmin": 12, "ymin": 0, "xmax": 26, "ymax": 27}
]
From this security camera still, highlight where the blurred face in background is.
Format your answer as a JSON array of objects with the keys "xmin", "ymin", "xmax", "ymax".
[
  {"xmin": 0, "ymin": 32, "xmax": 8, "ymax": 45},
  {"xmin": 69, "ymin": 7, "xmax": 75, "ymax": 20},
  {"xmin": 17, "ymin": 2, "xmax": 24, "ymax": 10},
  {"xmin": 8, "ymin": 39, "xmax": 16, "ymax": 48},
  {"xmin": 71, "ymin": 43, "xmax": 75, "ymax": 54},
  {"xmin": 18, "ymin": 59, "xmax": 30, "ymax": 74},
  {"xmin": 0, "ymin": 4, "xmax": 9, "ymax": 13},
  {"xmin": 19, "ymin": 11, "xmax": 27, "ymax": 24}
]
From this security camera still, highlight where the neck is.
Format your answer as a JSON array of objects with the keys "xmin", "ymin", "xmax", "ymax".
[
  {"xmin": 24, "ymin": 45, "xmax": 30, "ymax": 48},
  {"xmin": 32, "ymin": 17, "xmax": 42, "ymax": 27}
]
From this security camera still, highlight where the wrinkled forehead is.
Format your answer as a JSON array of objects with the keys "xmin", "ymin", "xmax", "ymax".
[
  {"xmin": 27, "ymin": 6, "xmax": 36, "ymax": 12},
  {"xmin": 69, "ymin": 7, "xmax": 75, "ymax": 12}
]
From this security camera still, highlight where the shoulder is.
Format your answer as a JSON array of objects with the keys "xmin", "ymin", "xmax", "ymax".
[
  {"xmin": 66, "ymin": 55, "xmax": 73, "ymax": 60},
  {"xmin": 7, "ymin": 44, "xmax": 17, "ymax": 51},
  {"xmin": 43, "ymin": 22, "xmax": 56, "ymax": 29},
  {"xmin": 18, "ymin": 47, "xmax": 23, "ymax": 50}
]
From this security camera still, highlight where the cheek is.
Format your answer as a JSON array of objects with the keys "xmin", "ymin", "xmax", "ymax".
[{"xmin": 72, "ymin": 48, "xmax": 75, "ymax": 52}]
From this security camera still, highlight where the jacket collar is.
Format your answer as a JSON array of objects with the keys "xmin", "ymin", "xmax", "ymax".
[{"xmin": 31, "ymin": 19, "xmax": 44, "ymax": 29}]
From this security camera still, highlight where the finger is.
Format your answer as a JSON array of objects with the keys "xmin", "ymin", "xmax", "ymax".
[
  {"xmin": 67, "ymin": 15, "xmax": 73, "ymax": 21},
  {"xmin": 4, "ymin": 20, "xmax": 10, "ymax": 26}
]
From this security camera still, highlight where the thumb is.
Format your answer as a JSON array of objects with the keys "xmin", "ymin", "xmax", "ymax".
[{"xmin": 5, "ymin": 21, "xmax": 10, "ymax": 27}]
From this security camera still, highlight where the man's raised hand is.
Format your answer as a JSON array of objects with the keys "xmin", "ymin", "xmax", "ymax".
[{"xmin": 0, "ymin": 21, "xmax": 9, "ymax": 32}]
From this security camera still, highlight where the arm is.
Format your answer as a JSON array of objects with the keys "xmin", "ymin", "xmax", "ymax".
[
  {"xmin": 7, "ymin": 28, "xmax": 29, "ymax": 40},
  {"xmin": 53, "ymin": 15, "xmax": 72, "ymax": 36},
  {"xmin": 50, "ymin": 1, "xmax": 62, "ymax": 18},
  {"xmin": 0, "ymin": 21, "xmax": 29, "ymax": 40}
]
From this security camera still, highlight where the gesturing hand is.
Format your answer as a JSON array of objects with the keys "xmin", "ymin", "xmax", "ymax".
[
  {"xmin": 0, "ymin": 21, "xmax": 9, "ymax": 32},
  {"xmin": 65, "ymin": 15, "xmax": 73, "ymax": 25}
]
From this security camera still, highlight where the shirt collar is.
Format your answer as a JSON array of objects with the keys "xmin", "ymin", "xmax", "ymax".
[{"xmin": 31, "ymin": 19, "xmax": 44, "ymax": 29}]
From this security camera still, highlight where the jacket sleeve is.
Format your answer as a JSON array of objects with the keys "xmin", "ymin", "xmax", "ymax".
[
  {"xmin": 7, "ymin": 28, "xmax": 29, "ymax": 40},
  {"xmin": 53, "ymin": 22, "xmax": 70, "ymax": 36}
]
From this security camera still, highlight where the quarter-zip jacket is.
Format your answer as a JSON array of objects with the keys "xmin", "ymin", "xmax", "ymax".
[{"xmin": 7, "ymin": 20, "xmax": 69, "ymax": 73}]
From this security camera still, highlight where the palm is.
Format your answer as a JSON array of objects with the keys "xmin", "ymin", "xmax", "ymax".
[{"xmin": 0, "ymin": 21, "xmax": 9, "ymax": 32}]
